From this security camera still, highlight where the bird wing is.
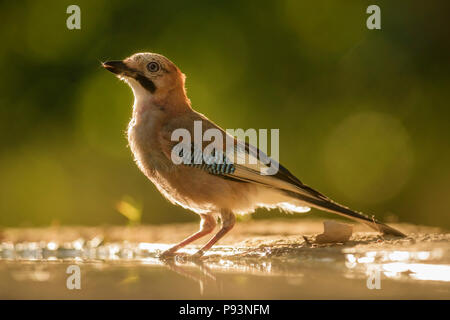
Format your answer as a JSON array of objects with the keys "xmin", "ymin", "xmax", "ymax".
[
  {"xmin": 158, "ymin": 112, "xmax": 406, "ymax": 237},
  {"xmin": 159, "ymin": 112, "xmax": 327, "ymax": 200}
]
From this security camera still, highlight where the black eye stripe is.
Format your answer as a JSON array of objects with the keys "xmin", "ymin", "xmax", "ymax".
[{"xmin": 135, "ymin": 74, "xmax": 156, "ymax": 93}]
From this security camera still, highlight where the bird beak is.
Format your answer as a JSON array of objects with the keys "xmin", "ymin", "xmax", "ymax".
[
  {"xmin": 102, "ymin": 60, "xmax": 130, "ymax": 75},
  {"xmin": 102, "ymin": 59, "xmax": 157, "ymax": 93}
]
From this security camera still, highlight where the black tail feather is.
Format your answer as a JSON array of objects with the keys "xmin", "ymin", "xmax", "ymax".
[{"xmin": 286, "ymin": 190, "xmax": 406, "ymax": 237}]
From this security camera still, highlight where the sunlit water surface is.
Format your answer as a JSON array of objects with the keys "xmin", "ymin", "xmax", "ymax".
[{"xmin": 1, "ymin": 240, "xmax": 449, "ymax": 299}]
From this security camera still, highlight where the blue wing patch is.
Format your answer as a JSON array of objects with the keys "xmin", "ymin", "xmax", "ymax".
[{"xmin": 174, "ymin": 143, "xmax": 236, "ymax": 175}]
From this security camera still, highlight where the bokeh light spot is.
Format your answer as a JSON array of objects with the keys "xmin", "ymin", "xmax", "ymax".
[{"xmin": 322, "ymin": 112, "xmax": 414, "ymax": 205}]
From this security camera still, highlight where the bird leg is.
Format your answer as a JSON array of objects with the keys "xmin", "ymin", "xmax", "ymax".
[
  {"xmin": 160, "ymin": 214, "xmax": 216, "ymax": 258},
  {"xmin": 193, "ymin": 209, "xmax": 236, "ymax": 258}
]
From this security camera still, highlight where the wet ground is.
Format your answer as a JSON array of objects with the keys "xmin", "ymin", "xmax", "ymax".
[{"xmin": 0, "ymin": 219, "xmax": 449, "ymax": 299}]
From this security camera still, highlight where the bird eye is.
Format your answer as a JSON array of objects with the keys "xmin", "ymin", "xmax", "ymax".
[{"xmin": 147, "ymin": 62, "xmax": 160, "ymax": 72}]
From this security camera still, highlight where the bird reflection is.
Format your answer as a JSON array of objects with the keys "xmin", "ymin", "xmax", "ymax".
[{"xmin": 162, "ymin": 257, "xmax": 219, "ymax": 295}]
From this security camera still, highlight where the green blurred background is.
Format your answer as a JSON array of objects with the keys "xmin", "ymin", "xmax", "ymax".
[{"xmin": 0, "ymin": 1, "xmax": 449, "ymax": 228}]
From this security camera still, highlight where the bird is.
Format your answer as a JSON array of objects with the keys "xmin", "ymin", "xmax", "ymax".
[{"xmin": 102, "ymin": 52, "xmax": 405, "ymax": 258}]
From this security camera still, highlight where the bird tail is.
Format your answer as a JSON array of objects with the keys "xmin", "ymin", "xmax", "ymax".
[{"xmin": 286, "ymin": 191, "xmax": 406, "ymax": 237}]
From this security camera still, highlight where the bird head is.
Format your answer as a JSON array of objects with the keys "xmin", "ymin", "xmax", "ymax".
[{"xmin": 103, "ymin": 53, "xmax": 188, "ymax": 107}]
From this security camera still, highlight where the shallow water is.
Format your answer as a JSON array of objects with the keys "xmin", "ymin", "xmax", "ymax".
[{"xmin": 1, "ymin": 239, "xmax": 449, "ymax": 299}]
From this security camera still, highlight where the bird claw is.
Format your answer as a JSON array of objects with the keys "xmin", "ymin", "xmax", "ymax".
[
  {"xmin": 159, "ymin": 249, "xmax": 205, "ymax": 261},
  {"xmin": 191, "ymin": 250, "xmax": 205, "ymax": 259},
  {"xmin": 159, "ymin": 249, "xmax": 176, "ymax": 260}
]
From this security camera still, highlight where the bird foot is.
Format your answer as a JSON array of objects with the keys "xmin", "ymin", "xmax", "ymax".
[
  {"xmin": 159, "ymin": 249, "xmax": 205, "ymax": 261},
  {"xmin": 191, "ymin": 249, "xmax": 205, "ymax": 259},
  {"xmin": 159, "ymin": 249, "xmax": 177, "ymax": 260}
]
